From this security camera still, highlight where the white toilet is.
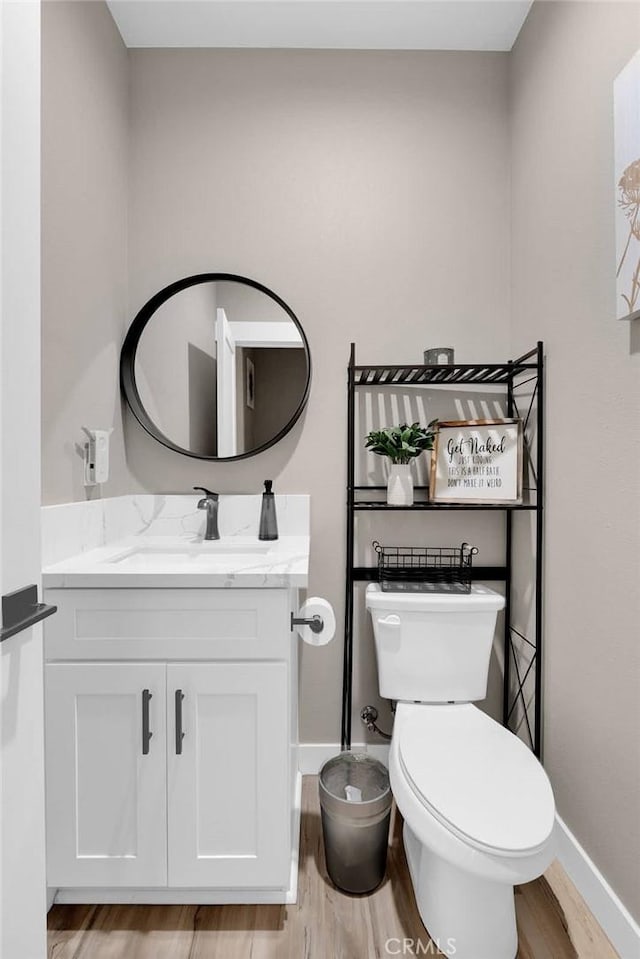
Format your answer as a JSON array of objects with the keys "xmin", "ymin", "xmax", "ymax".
[{"xmin": 366, "ymin": 583, "xmax": 555, "ymax": 959}]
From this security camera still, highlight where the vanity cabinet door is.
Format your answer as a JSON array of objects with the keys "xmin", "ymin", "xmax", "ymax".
[
  {"xmin": 167, "ymin": 661, "xmax": 290, "ymax": 888},
  {"xmin": 45, "ymin": 663, "xmax": 167, "ymax": 888}
]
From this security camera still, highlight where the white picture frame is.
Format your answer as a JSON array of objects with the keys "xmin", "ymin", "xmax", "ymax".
[{"xmin": 430, "ymin": 419, "xmax": 523, "ymax": 505}]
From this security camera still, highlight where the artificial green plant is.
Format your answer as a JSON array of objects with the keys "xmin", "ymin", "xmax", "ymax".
[{"xmin": 364, "ymin": 420, "xmax": 438, "ymax": 464}]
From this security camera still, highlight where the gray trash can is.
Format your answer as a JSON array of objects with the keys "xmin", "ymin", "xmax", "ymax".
[{"xmin": 319, "ymin": 752, "xmax": 392, "ymax": 894}]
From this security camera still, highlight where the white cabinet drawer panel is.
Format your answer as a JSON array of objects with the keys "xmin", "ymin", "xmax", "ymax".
[{"xmin": 44, "ymin": 589, "xmax": 290, "ymax": 660}]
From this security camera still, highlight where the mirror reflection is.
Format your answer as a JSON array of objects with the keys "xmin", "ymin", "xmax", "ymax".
[{"xmin": 132, "ymin": 279, "xmax": 309, "ymax": 459}]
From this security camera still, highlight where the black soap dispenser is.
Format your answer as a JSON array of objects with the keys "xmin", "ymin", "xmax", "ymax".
[{"xmin": 258, "ymin": 480, "xmax": 278, "ymax": 541}]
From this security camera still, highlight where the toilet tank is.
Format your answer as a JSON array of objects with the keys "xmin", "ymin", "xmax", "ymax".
[{"xmin": 365, "ymin": 584, "xmax": 505, "ymax": 703}]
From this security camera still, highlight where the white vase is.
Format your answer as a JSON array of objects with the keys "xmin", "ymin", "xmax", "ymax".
[{"xmin": 387, "ymin": 463, "xmax": 414, "ymax": 506}]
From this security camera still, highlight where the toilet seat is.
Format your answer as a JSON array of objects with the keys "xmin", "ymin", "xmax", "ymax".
[{"xmin": 397, "ymin": 703, "xmax": 555, "ymax": 857}]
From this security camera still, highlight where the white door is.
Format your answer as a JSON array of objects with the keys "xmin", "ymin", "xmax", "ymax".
[
  {"xmin": 45, "ymin": 663, "xmax": 167, "ymax": 887},
  {"xmin": 0, "ymin": 2, "xmax": 47, "ymax": 955},
  {"xmin": 215, "ymin": 307, "xmax": 237, "ymax": 456},
  {"xmin": 167, "ymin": 662, "xmax": 290, "ymax": 888}
]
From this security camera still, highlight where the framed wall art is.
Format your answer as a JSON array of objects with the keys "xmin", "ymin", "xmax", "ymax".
[
  {"xmin": 614, "ymin": 49, "xmax": 640, "ymax": 321},
  {"xmin": 430, "ymin": 419, "xmax": 523, "ymax": 505}
]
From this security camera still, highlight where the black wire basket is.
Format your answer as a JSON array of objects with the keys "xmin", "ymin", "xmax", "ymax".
[{"xmin": 372, "ymin": 541, "xmax": 478, "ymax": 593}]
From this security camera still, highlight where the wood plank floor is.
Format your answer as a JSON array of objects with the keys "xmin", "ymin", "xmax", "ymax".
[{"xmin": 47, "ymin": 776, "xmax": 615, "ymax": 959}]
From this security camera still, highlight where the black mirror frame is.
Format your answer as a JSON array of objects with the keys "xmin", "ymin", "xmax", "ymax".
[{"xmin": 120, "ymin": 273, "xmax": 312, "ymax": 461}]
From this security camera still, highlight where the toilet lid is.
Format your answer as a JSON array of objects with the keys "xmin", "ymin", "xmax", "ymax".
[{"xmin": 398, "ymin": 704, "xmax": 555, "ymax": 855}]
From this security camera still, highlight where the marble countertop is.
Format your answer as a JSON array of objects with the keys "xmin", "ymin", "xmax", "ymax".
[{"xmin": 42, "ymin": 534, "xmax": 310, "ymax": 589}]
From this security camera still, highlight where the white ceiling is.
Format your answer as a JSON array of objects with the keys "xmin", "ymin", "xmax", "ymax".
[{"xmin": 106, "ymin": 0, "xmax": 533, "ymax": 51}]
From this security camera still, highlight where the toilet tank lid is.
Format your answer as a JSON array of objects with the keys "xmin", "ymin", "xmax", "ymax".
[{"xmin": 365, "ymin": 583, "xmax": 505, "ymax": 612}]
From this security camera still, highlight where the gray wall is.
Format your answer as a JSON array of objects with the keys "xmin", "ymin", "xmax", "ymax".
[
  {"xmin": 40, "ymin": 24, "xmax": 513, "ymax": 742},
  {"xmin": 42, "ymin": 1, "xmax": 132, "ymax": 503},
  {"xmin": 510, "ymin": 0, "xmax": 640, "ymax": 918},
  {"xmin": 126, "ymin": 49, "xmax": 511, "ymax": 744}
]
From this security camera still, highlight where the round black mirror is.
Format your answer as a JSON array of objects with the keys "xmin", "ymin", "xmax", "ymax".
[{"xmin": 120, "ymin": 273, "xmax": 311, "ymax": 461}]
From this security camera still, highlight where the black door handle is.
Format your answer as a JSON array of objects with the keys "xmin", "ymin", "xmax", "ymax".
[
  {"xmin": 175, "ymin": 689, "xmax": 185, "ymax": 754},
  {"xmin": 0, "ymin": 584, "xmax": 57, "ymax": 643},
  {"xmin": 142, "ymin": 689, "xmax": 153, "ymax": 755}
]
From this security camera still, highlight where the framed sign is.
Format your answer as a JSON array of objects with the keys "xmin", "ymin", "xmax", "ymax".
[{"xmin": 430, "ymin": 419, "xmax": 523, "ymax": 504}]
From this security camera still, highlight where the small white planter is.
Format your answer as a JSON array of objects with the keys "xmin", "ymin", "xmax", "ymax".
[{"xmin": 387, "ymin": 464, "xmax": 414, "ymax": 506}]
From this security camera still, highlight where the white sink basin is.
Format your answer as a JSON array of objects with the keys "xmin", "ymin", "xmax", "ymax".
[{"xmin": 109, "ymin": 540, "xmax": 272, "ymax": 566}]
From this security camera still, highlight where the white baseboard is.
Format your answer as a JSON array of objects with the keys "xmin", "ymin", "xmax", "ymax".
[
  {"xmin": 298, "ymin": 742, "xmax": 390, "ymax": 775},
  {"xmin": 55, "ymin": 885, "xmax": 295, "ymax": 906},
  {"xmin": 555, "ymin": 815, "xmax": 640, "ymax": 959}
]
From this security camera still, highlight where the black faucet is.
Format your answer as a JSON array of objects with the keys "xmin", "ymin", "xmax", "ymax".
[{"xmin": 194, "ymin": 487, "xmax": 220, "ymax": 540}]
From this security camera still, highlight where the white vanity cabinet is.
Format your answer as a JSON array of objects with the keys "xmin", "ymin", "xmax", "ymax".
[{"xmin": 43, "ymin": 588, "xmax": 298, "ymax": 904}]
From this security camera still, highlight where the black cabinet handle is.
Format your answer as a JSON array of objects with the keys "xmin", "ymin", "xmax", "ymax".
[
  {"xmin": 142, "ymin": 689, "xmax": 153, "ymax": 755},
  {"xmin": 175, "ymin": 689, "xmax": 185, "ymax": 754}
]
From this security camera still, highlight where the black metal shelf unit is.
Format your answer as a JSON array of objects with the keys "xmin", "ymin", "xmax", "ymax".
[{"xmin": 341, "ymin": 342, "xmax": 545, "ymax": 757}]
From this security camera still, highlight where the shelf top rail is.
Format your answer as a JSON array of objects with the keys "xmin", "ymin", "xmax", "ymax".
[
  {"xmin": 511, "ymin": 344, "xmax": 542, "ymax": 365},
  {"xmin": 349, "ymin": 342, "xmax": 543, "ymax": 389},
  {"xmin": 352, "ymin": 362, "xmax": 536, "ymax": 387}
]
